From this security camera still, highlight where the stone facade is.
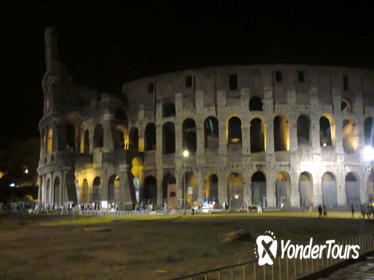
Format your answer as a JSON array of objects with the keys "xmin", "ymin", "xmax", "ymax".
[{"xmin": 38, "ymin": 28, "xmax": 374, "ymax": 210}]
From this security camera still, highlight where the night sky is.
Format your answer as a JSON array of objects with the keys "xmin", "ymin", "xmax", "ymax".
[{"xmin": 2, "ymin": 1, "xmax": 374, "ymax": 146}]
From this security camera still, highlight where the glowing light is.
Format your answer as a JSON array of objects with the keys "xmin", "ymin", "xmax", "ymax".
[
  {"xmin": 322, "ymin": 142, "xmax": 327, "ymax": 147},
  {"xmin": 183, "ymin": 150, "xmax": 189, "ymax": 158},
  {"xmin": 9, "ymin": 183, "xmax": 15, "ymax": 187},
  {"xmin": 234, "ymin": 194, "xmax": 239, "ymax": 199},
  {"xmin": 24, "ymin": 168, "xmax": 29, "ymax": 174},
  {"xmin": 363, "ymin": 145, "xmax": 374, "ymax": 162},
  {"xmin": 101, "ymin": 201, "xmax": 108, "ymax": 209}
]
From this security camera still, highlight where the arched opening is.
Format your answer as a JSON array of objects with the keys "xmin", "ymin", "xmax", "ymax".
[
  {"xmin": 108, "ymin": 175, "xmax": 120, "ymax": 202},
  {"xmin": 204, "ymin": 117, "xmax": 219, "ymax": 151},
  {"xmin": 93, "ymin": 124, "xmax": 104, "ymax": 148},
  {"xmin": 81, "ymin": 178, "xmax": 89, "ymax": 203},
  {"xmin": 182, "ymin": 118, "xmax": 197, "ymax": 153},
  {"xmin": 163, "ymin": 102, "xmax": 176, "ymax": 117},
  {"xmin": 299, "ymin": 172, "xmax": 313, "ymax": 207},
  {"xmin": 162, "ymin": 173, "xmax": 176, "ymax": 209},
  {"xmin": 227, "ymin": 116, "xmax": 242, "ymax": 146},
  {"xmin": 249, "ymin": 96, "xmax": 263, "ymax": 111},
  {"xmin": 345, "ymin": 172, "xmax": 360, "ymax": 206},
  {"xmin": 341, "ymin": 98, "xmax": 352, "ymax": 113},
  {"xmin": 129, "ymin": 127, "xmax": 139, "ymax": 151},
  {"xmin": 53, "ymin": 177, "xmax": 60, "ymax": 206},
  {"xmin": 92, "ymin": 177, "xmax": 101, "ymax": 202},
  {"xmin": 343, "ymin": 118, "xmax": 359, "ymax": 154},
  {"xmin": 275, "ymin": 172, "xmax": 291, "ymax": 207},
  {"xmin": 250, "ymin": 118, "xmax": 265, "ymax": 152},
  {"xmin": 320, "ymin": 115, "xmax": 334, "ymax": 147},
  {"xmin": 274, "ymin": 115, "xmax": 289, "ymax": 151},
  {"xmin": 84, "ymin": 130, "xmax": 90, "ymax": 154},
  {"xmin": 321, "ymin": 172, "xmax": 337, "ymax": 208},
  {"xmin": 364, "ymin": 117, "xmax": 374, "ymax": 146},
  {"xmin": 144, "ymin": 123, "xmax": 156, "ymax": 151},
  {"xmin": 143, "ymin": 175, "xmax": 157, "ymax": 204},
  {"xmin": 47, "ymin": 128, "xmax": 53, "ymax": 155},
  {"xmin": 367, "ymin": 174, "xmax": 374, "ymax": 203},
  {"xmin": 251, "ymin": 171, "xmax": 266, "ymax": 206},
  {"xmin": 183, "ymin": 172, "xmax": 198, "ymax": 208},
  {"xmin": 66, "ymin": 123, "xmax": 75, "ymax": 151},
  {"xmin": 162, "ymin": 122, "xmax": 175, "ymax": 154},
  {"xmin": 204, "ymin": 173, "xmax": 218, "ymax": 203},
  {"xmin": 228, "ymin": 172, "xmax": 244, "ymax": 209},
  {"xmin": 297, "ymin": 115, "xmax": 311, "ymax": 145}
]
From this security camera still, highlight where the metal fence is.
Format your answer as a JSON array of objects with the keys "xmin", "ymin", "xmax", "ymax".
[
  {"xmin": 171, "ymin": 232, "xmax": 374, "ymax": 280},
  {"xmin": 30, "ymin": 209, "xmax": 189, "ymax": 217},
  {"xmin": 78, "ymin": 209, "xmax": 188, "ymax": 216}
]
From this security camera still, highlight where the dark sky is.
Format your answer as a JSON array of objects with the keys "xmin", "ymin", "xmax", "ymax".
[{"xmin": 2, "ymin": 1, "xmax": 374, "ymax": 145}]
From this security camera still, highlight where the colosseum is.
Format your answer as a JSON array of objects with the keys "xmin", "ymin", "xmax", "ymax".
[{"xmin": 38, "ymin": 28, "xmax": 374, "ymax": 210}]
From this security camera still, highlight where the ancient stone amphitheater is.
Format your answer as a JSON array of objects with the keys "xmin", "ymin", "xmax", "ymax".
[{"xmin": 38, "ymin": 28, "xmax": 374, "ymax": 210}]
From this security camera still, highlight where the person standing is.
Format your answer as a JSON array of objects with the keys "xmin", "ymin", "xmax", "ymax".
[{"xmin": 318, "ymin": 205, "xmax": 322, "ymax": 218}]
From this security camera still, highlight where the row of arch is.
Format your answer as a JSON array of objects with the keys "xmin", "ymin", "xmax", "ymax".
[
  {"xmin": 79, "ymin": 176, "xmax": 121, "ymax": 203},
  {"xmin": 135, "ymin": 115, "xmax": 372, "ymax": 155},
  {"xmin": 42, "ymin": 115, "xmax": 374, "ymax": 156},
  {"xmin": 64, "ymin": 171, "xmax": 371, "ymax": 209}
]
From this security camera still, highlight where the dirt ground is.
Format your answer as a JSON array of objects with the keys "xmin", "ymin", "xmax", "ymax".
[{"xmin": 0, "ymin": 213, "xmax": 373, "ymax": 280}]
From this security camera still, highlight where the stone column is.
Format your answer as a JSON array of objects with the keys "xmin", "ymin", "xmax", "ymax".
[
  {"xmin": 337, "ymin": 168, "xmax": 346, "ymax": 207},
  {"xmin": 242, "ymin": 172, "xmax": 251, "ymax": 205},
  {"xmin": 218, "ymin": 170, "xmax": 228, "ymax": 207},
  {"xmin": 119, "ymin": 164, "xmax": 134, "ymax": 210},
  {"xmin": 242, "ymin": 122, "xmax": 251, "ymax": 155},
  {"xmin": 156, "ymin": 123, "xmax": 163, "ymax": 207},
  {"xmin": 290, "ymin": 170, "xmax": 300, "ymax": 207},
  {"xmin": 196, "ymin": 120, "xmax": 204, "ymax": 155},
  {"xmin": 175, "ymin": 168, "xmax": 183, "ymax": 209},
  {"xmin": 266, "ymin": 170, "xmax": 276, "ymax": 208},
  {"xmin": 156, "ymin": 169, "xmax": 163, "ymax": 207},
  {"xmin": 103, "ymin": 112, "xmax": 114, "ymax": 152},
  {"xmin": 175, "ymin": 125, "xmax": 182, "ymax": 157},
  {"xmin": 288, "ymin": 116, "xmax": 297, "ymax": 153},
  {"xmin": 265, "ymin": 118, "xmax": 274, "ymax": 154},
  {"xmin": 197, "ymin": 169, "xmax": 204, "ymax": 204},
  {"xmin": 311, "ymin": 115, "xmax": 321, "ymax": 153},
  {"xmin": 313, "ymin": 167, "xmax": 322, "ymax": 206},
  {"xmin": 218, "ymin": 119, "xmax": 227, "ymax": 155}
]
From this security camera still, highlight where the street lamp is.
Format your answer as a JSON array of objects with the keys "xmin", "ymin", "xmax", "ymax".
[
  {"xmin": 363, "ymin": 145, "xmax": 374, "ymax": 162},
  {"xmin": 182, "ymin": 149, "xmax": 189, "ymax": 214},
  {"xmin": 183, "ymin": 150, "xmax": 189, "ymax": 158}
]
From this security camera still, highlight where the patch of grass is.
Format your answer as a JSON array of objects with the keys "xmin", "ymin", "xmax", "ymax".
[
  {"xmin": 65, "ymin": 252, "xmax": 95, "ymax": 264},
  {"xmin": 0, "ymin": 213, "xmax": 373, "ymax": 280}
]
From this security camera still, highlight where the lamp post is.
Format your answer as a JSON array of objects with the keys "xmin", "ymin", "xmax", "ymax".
[{"xmin": 182, "ymin": 149, "xmax": 189, "ymax": 215}]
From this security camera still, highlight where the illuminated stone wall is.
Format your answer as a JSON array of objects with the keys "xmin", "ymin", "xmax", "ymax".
[
  {"xmin": 37, "ymin": 28, "xmax": 374, "ymax": 209},
  {"xmin": 122, "ymin": 65, "xmax": 374, "ymax": 209}
]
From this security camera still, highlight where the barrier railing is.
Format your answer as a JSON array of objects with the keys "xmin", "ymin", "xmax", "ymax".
[
  {"xmin": 171, "ymin": 232, "xmax": 374, "ymax": 280},
  {"xmin": 32, "ymin": 209, "xmax": 190, "ymax": 216},
  {"xmin": 78, "ymin": 209, "xmax": 188, "ymax": 216}
]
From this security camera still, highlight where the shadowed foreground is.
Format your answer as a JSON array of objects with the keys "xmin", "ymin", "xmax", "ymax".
[{"xmin": 0, "ymin": 213, "xmax": 373, "ymax": 280}]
